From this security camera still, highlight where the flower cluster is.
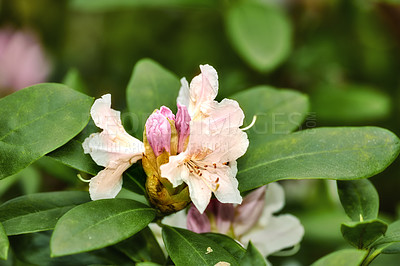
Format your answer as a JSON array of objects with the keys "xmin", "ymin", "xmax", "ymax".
[{"xmin": 83, "ymin": 65, "xmax": 249, "ymax": 214}]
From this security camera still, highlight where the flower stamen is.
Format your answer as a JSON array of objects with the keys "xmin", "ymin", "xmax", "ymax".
[{"xmin": 241, "ymin": 115, "xmax": 257, "ymax": 131}]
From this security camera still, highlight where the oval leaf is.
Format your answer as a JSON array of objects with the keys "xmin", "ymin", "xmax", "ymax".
[
  {"xmin": 0, "ymin": 191, "xmax": 90, "ymax": 236},
  {"xmin": 237, "ymin": 127, "xmax": 400, "ymax": 192},
  {"xmin": 311, "ymin": 84, "xmax": 391, "ymax": 123},
  {"xmin": 231, "ymin": 86, "xmax": 309, "ymax": 141},
  {"xmin": 337, "ymin": 179, "xmax": 379, "ymax": 221},
  {"xmin": 162, "ymin": 226, "xmax": 239, "ymax": 266},
  {"xmin": 311, "ymin": 249, "xmax": 367, "ymax": 266},
  {"xmin": 239, "ymin": 242, "xmax": 267, "ymax": 266},
  {"xmin": 50, "ymin": 199, "xmax": 156, "ymax": 257},
  {"xmin": 372, "ymin": 220, "xmax": 400, "ymax": 251},
  {"xmin": 225, "ymin": 1, "xmax": 292, "ymax": 72},
  {"xmin": 341, "ymin": 220, "xmax": 387, "ymax": 249},
  {"xmin": 0, "ymin": 83, "xmax": 93, "ymax": 179},
  {"xmin": 203, "ymin": 233, "xmax": 246, "ymax": 261},
  {"xmin": 0, "ymin": 223, "xmax": 8, "ymax": 260},
  {"xmin": 126, "ymin": 58, "xmax": 180, "ymax": 137}
]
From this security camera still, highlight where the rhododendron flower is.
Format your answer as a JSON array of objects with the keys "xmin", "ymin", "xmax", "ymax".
[
  {"xmin": 153, "ymin": 183, "xmax": 304, "ymax": 262},
  {"xmin": 83, "ymin": 94, "xmax": 144, "ymax": 200},
  {"xmin": 0, "ymin": 28, "xmax": 50, "ymax": 92},
  {"xmin": 160, "ymin": 65, "xmax": 249, "ymax": 213}
]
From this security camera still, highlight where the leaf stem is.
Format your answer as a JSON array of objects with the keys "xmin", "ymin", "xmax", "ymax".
[{"xmin": 361, "ymin": 249, "xmax": 381, "ymax": 266}]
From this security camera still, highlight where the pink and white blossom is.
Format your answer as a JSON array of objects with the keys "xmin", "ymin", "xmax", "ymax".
[
  {"xmin": 160, "ymin": 65, "xmax": 249, "ymax": 213},
  {"xmin": 82, "ymin": 94, "xmax": 144, "ymax": 200},
  {"xmin": 145, "ymin": 106, "xmax": 174, "ymax": 156}
]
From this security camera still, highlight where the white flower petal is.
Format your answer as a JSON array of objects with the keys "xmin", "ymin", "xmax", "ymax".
[
  {"xmin": 240, "ymin": 214, "xmax": 304, "ymax": 257},
  {"xmin": 90, "ymin": 94, "xmax": 124, "ymax": 136},
  {"xmin": 263, "ymin": 182, "xmax": 285, "ymax": 217},
  {"xmin": 177, "ymin": 77, "xmax": 190, "ymax": 108},
  {"xmin": 213, "ymin": 162, "xmax": 242, "ymax": 205},
  {"xmin": 89, "ymin": 159, "xmax": 131, "ymax": 200},
  {"xmin": 160, "ymin": 153, "xmax": 188, "ymax": 187},
  {"xmin": 185, "ymin": 174, "xmax": 212, "ymax": 214},
  {"xmin": 82, "ymin": 132, "xmax": 143, "ymax": 168}
]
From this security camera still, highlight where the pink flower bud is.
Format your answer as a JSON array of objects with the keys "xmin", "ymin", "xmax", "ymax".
[
  {"xmin": 175, "ymin": 104, "xmax": 191, "ymax": 153},
  {"xmin": 160, "ymin": 106, "xmax": 175, "ymax": 121},
  {"xmin": 145, "ymin": 108, "xmax": 172, "ymax": 157}
]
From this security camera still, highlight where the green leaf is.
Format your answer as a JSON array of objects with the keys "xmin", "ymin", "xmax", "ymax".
[
  {"xmin": 311, "ymin": 249, "xmax": 367, "ymax": 266},
  {"xmin": 371, "ymin": 220, "xmax": 400, "ymax": 253},
  {"xmin": 225, "ymin": 1, "xmax": 292, "ymax": 72},
  {"xmin": 231, "ymin": 86, "xmax": 309, "ymax": 141},
  {"xmin": 10, "ymin": 231, "xmax": 131, "ymax": 266},
  {"xmin": 337, "ymin": 179, "xmax": 379, "ymax": 221},
  {"xmin": 50, "ymin": 198, "xmax": 156, "ymax": 257},
  {"xmin": 239, "ymin": 242, "xmax": 267, "ymax": 266},
  {"xmin": 126, "ymin": 58, "xmax": 180, "ymax": 137},
  {"xmin": 0, "ymin": 83, "xmax": 93, "ymax": 179},
  {"xmin": 70, "ymin": 0, "xmax": 215, "ymax": 11},
  {"xmin": 203, "ymin": 233, "xmax": 246, "ymax": 261},
  {"xmin": 311, "ymin": 84, "xmax": 391, "ymax": 123},
  {"xmin": 341, "ymin": 219, "xmax": 387, "ymax": 249},
  {"xmin": 237, "ymin": 127, "xmax": 400, "ymax": 192},
  {"xmin": 115, "ymin": 226, "xmax": 165, "ymax": 264},
  {"xmin": 162, "ymin": 226, "xmax": 239, "ymax": 266},
  {"xmin": 47, "ymin": 139, "xmax": 101, "ymax": 176},
  {"xmin": 0, "ymin": 222, "xmax": 9, "ymax": 260},
  {"xmin": 0, "ymin": 191, "xmax": 90, "ymax": 235}
]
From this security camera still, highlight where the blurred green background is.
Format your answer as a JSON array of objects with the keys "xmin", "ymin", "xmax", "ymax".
[{"xmin": 1, "ymin": 0, "xmax": 400, "ymax": 265}]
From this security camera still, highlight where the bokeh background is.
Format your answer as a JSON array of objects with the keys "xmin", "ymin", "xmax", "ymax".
[{"xmin": 1, "ymin": 0, "xmax": 400, "ymax": 265}]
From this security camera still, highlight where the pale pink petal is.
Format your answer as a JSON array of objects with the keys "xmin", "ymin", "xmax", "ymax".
[
  {"xmin": 189, "ymin": 65, "xmax": 218, "ymax": 118},
  {"xmin": 89, "ymin": 159, "xmax": 132, "ymax": 200},
  {"xmin": 184, "ymin": 174, "xmax": 212, "ymax": 214},
  {"xmin": 212, "ymin": 162, "xmax": 242, "ymax": 205},
  {"xmin": 240, "ymin": 214, "xmax": 304, "ymax": 257},
  {"xmin": 90, "ymin": 94, "xmax": 125, "ymax": 136},
  {"xmin": 160, "ymin": 153, "xmax": 188, "ymax": 187},
  {"xmin": 177, "ymin": 77, "xmax": 190, "ymax": 108},
  {"xmin": 175, "ymin": 104, "xmax": 191, "ymax": 153},
  {"xmin": 187, "ymin": 204, "xmax": 211, "ymax": 233},
  {"xmin": 145, "ymin": 111, "xmax": 171, "ymax": 156},
  {"xmin": 82, "ymin": 132, "xmax": 144, "ymax": 168},
  {"xmin": 159, "ymin": 106, "xmax": 175, "ymax": 121},
  {"xmin": 205, "ymin": 99, "xmax": 245, "ymax": 134},
  {"xmin": 233, "ymin": 186, "xmax": 266, "ymax": 237}
]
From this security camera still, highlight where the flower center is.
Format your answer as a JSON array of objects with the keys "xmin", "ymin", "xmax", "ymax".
[{"xmin": 185, "ymin": 160, "xmax": 220, "ymax": 192}]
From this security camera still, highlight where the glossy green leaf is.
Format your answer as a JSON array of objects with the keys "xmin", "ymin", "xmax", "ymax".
[
  {"xmin": 372, "ymin": 220, "xmax": 400, "ymax": 253},
  {"xmin": 0, "ymin": 191, "xmax": 90, "ymax": 235},
  {"xmin": 70, "ymin": 0, "xmax": 214, "ymax": 11},
  {"xmin": 337, "ymin": 179, "xmax": 379, "ymax": 221},
  {"xmin": 341, "ymin": 219, "xmax": 387, "ymax": 249},
  {"xmin": 0, "ymin": 222, "xmax": 9, "ymax": 260},
  {"xmin": 47, "ymin": 139, "xmax": 101, "ymax": 176},
  {"xmin": 311, "ymin": 249, "xmax": 367, "ymax": 266},
  {"xmin": 115, "ymin": 226, "xmax": 165, "ymax": 264},
  {"xmin": 0, "ymin": 83, "xmax": 93, "ymax": 179},
  {"xmin": 237, "ymin": 127, "xmax": 400, "ymax": 192},
  {"xmin": 126, "ymin": 58, "xmax": 180, "ymax": 137},
  {"xmin": 10, "ymin": 231, "xmax": 131, "ymax": 266},
  {"xmin": 231, "ymin": 86, "xmax": 309, "ymax": 141},
  {"xmin": 0, "ymin": 166, "xmax": 39, "ymax": 198},
  {"xmin": 162, "ymin": 226, "xmax": 239, "ymax": 266},
  {"xmin": 51, "ymin": 199, "xmax": 156, "ymax": 257},
  {"xmin": 203, "ymin": 233, "xmax": 246, "ymax": 261},
  {"xmin": 311, "ymin": 84, "xmax": 391, "ymax": 123},
  {"xmin": 225, "ymin": 1, "xmax": 292, "ymax": 72},
  {"xmin": 239, "ymin": 242, "xmax": 267, "ymax": 266}
]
